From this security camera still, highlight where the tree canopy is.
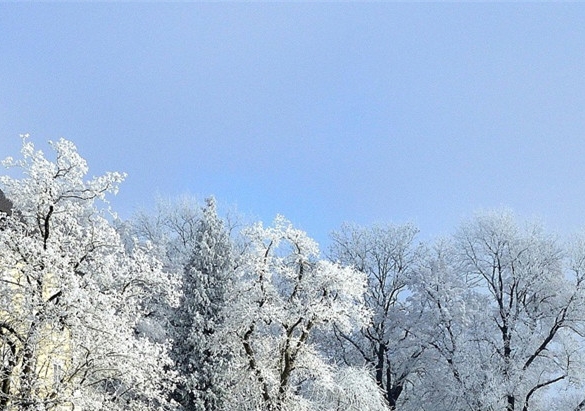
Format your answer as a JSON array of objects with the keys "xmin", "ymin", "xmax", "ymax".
[{"xmin": 3, "ymin": 136, "xmax": 585, "ymax": 411}]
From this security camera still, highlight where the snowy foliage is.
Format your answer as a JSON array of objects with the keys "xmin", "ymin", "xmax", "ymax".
[
  {"xmin": 220, "ymin": 216, "xmax": 373, "ymax": 411},
  {"xmin": 174, "ymin": 197, "xmax": 236, "ymax": 411},
  {"xmin": 0, "ymin": 137, "xmax": 177, "ymax": 410},
  {"xmin": 6, "ymin": 136, "xmax": 585, "ymax": 411},
  {"xmin": 328, "ymin": 223, "xmax": 424, "ymax": 409},
  {"xmin": 411, "ymin": 211, "xmax": 585, "ymax": 411}
]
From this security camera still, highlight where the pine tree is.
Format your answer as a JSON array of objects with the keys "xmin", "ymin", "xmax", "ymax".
[{"xmin": 173, "ymin": 197, "xmax": 235, "ymax": 411}]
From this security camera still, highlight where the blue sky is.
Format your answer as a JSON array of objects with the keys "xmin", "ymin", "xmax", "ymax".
[{"xmin": 2, "ymin": 4, "xmax": 585, "ymax": 247}]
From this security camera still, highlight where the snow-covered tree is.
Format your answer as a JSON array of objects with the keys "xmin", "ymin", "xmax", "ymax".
[
  {"xmin": 328, "ymin": 222, "xmax": 424, "ymax": 409},
  {"xmin": 453, "ymin": 211, "xmax": 585, "ymax": 411},
  {"xmin": 221, "ymin": 216, "xmax": 380, "ymax": 411},
  {"xmin": 173, "ymin": 197, "xmax": 236, "ymax": 411},
  {"xmin": 408, "ymin": 239, "xmax": 487, "ymax": 411},
  {"xmin": 411, "ymin": 211, "xmax": 585, "ymax": 411},
  {"xmin": 124, "ymin": 195, "xmax": 240, "ymax": 410},
  {"xmin": 0, "ymin": 136, "xmax": 177, "ymax": 410}
]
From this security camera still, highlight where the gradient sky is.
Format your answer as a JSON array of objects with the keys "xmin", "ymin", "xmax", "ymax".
[{"xmin": 2, "ymin": 3, "xmax": 585, "ymax": 247}]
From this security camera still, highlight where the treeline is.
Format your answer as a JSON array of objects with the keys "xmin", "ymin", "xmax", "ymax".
[{"xmin": 1, "ymin": 137, "xmax": 585, "ymax": 411}]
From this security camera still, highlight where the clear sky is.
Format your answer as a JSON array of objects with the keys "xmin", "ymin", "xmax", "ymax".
[{"xmin": 1, "ymin": 3, "xmax": 585, "ymax": 247}]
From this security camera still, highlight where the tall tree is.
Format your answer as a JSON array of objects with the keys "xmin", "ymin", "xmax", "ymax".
[
  {"xmin": 328, "ymin": 222, "xmax": 423, "ymax": 409},
  {"xmin": 0, "ymin": 136, "xmax": 177, "ymax": 410},
  {"xmin": 175, "ymin": 197, "xmax": 236, "ymax": 411},
  {"xmin": 124, "ymin": 195, "xmax": 240, "ymax": 411},
  {"xmin": 220, "ymin": 216, "xmax": 384, "ymax": 411},
  {"xmin": 412, "ymin": 211, "xmax": 585, "ymax": 411},
  {"xmin": 408, "ymin": 239, "xmax": 487, "ymax": 411},
  {"xmin": 453, "ymin": 211, "xmax": 585, "ymax": 411}
]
